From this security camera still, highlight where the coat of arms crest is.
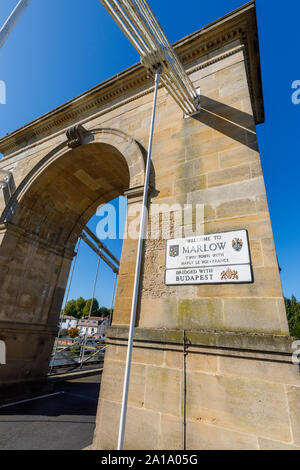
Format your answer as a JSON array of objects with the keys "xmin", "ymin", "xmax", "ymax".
[
  {"xmin": 169, "ymin": 245, "xmax": 179, "ymax": 258},
  {"xmin": 232, "ymin": 238, "xmax": 243, "ymax": 252},
  {"xmin": 221, "ymin": 268, "xmax": 239, "ymax": 281}
]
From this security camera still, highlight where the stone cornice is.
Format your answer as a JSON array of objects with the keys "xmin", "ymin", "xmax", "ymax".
[
  {"xmin": 0, "ymin": 1, "xmax": 263, "ymax": 156},
  {"xmin": 0, "ymin": 320, "xmax": 58, "ymax": 335},
  {"xmin": 0, "ymin": 221, "xmax": 76, "ymax": 259},
  {"xmin": 107, "ymin": 326, "xmax": 294, "ymax": 358}
]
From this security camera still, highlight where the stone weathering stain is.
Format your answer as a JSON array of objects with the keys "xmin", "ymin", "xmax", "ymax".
[{"xmin": 0, "ymin": 1, "xmax": 299, "ymax": 450}]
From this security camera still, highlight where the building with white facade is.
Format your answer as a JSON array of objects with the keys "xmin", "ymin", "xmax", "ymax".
[
  {"xmin": 60, "ymin": 315, "xmax": 78, "ymax": 331},
  {"xmin": 77, "ymin": 317, "xmax": 103, "ymax": 336}
]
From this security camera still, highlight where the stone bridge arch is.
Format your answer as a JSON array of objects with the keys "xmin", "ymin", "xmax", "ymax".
[
  {"xmin": 1, "ymin": 127, "xmax": 146, "ymax": 232},
  {"xmin": 0, "ymin": 127, "xmax": 145, "ymax": 387}
]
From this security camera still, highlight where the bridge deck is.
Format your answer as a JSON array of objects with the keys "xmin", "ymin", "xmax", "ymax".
[{"xmin": 0, "ymin": 373, "xmax": 101, "ymax": 450}]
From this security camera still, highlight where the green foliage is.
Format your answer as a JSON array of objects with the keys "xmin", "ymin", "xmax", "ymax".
[
  {"xmin": 64, "ymin": 297, "xmax": 87, "ymax": 319},
  {"xmin": 95, "ymin": 306, "xmax": 112, "ymax": 317},
  {"xmin": 64, "ymin": 299, "xmax": 78, "ymax": 318},
  {"xmin": 83, "ymin": 298, "xmax": 99, "ymax": 317},
  {"xmin": 76, "ymin": 297, "xmax": 86, "ymax": 316},
  {"xmin": 285, "ymin": 296, "xmax": 300, "ymax": 338},
  {"xmin": 62, "ymin": 297, "xmax": 113, "ymax": 319}
]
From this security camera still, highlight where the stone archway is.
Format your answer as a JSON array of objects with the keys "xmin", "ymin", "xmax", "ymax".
[{"xmin": 0, "ymin": 127, "xmax": 145, "ymax": 387}]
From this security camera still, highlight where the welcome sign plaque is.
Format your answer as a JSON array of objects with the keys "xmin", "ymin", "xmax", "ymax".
[{"xmin": 165, "ymin": 230, "xmax": 253, "ymax": 285}]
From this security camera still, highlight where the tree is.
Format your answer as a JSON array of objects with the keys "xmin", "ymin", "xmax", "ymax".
[
  {"xmin": 63, "ymin": 297, "xmax": 87, "ymax": 319},
  {"xmin": 62, "ymin": 296, "xmax": 112, "ymax": 320},
  {"xmin": 285, "ymin": 296, "xmax": 300, "ymax": 338},
  {"xmin": 64, "ymin": 299, "xmax": 77, "ymax": 318},
  {"xmin": 95, "ymin": 306, "xmax": 112, "ymax": 317},
  {"xmin": 83, "ymin": 298, "xmax": 99, "ymax": 317},
  {"xmin": 75, "ymin": 297, "xmax": 86, "ymax": 317},
  {"xmin": 68, "ymin": 327, "xmax": 80, "ymax": 339}
]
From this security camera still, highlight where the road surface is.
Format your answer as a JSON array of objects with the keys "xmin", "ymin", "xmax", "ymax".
[{"xmin": 0, "ymin": 373, "xmax": 101, "ymax": 450}]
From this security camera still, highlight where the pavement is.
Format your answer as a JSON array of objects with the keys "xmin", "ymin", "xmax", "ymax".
[{"xmin": 0, "ymin": 373, "xmax": 102, "ymax": 450}]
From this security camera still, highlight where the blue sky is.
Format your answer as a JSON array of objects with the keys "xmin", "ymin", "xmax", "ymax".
[{"xmin": 0, "ymin": 0, "xmax": 299, "ymax": 306}]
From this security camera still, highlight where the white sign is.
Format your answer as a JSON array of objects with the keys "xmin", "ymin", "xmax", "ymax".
[
  {"xmin": 165, "ymin": 264, "xmax": 252, "ymax": 285},
  {"xmin": 165, "ymin": 230, "xmax": 252, "ymax": 285}
]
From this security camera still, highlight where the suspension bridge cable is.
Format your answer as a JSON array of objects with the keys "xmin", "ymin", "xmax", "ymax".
[
  {"xmin": 109, "ymin": 272, "xmax": 118, "ymax": 326},
  {"xmin": 0, "ymin": 0, "xmax": 31, "ymax": 49},
  {"xmin": 80, "ymin": 254, "xmax": 101, "ymax": 367},
  {"xmin": 49, "ymin": 236, "xmax": 82, "ymax": 373},
  {"xmin": 99, "ymin": 0, "xmax": 200, "ymax": 115}
]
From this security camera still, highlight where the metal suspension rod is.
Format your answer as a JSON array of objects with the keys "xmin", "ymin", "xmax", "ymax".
[
  {"xmin": 49, "ymin": 236, "xmax": 82, "ymax": 373},
  {"xmin": 80, "ymin": 255, "xmax": 101, "ymax": 368},
  {"xmin": 102, "ymin": 0, "xmax": 146, "ymax": 56},
  {"xmin": 109, "ymin": 272, "xmax": 118, "ymax": 326},
  {"xmin": 136, "ymin": 0, "xmax": 199, "ymax": 101},
  {"xmin": 120, "ymin": 0, "xmax": 156, "ymax": 52},
  {"xmin": 0, "ymin": 0, "xmax": 31, "ymax": 49},
  {"xmin": 134, "ymin": 0, "xmax": 177, "ymax": 67},
  {"xmin": 161, "ymin": 73, "xmax": 194, "ymax": 115},
  {"xmin": 117, "ymin": 67, "xmax": 161, "ymax": 450},
  {"xmin": 84, "ymin": 226, "xmax": 120, "ymax": 267},
  {"xmin": 107, "ymin": 0, "xmax": 149, "ymax": 54},
  {"xmin": 81, "ymin": 232, "xmax": 119, "ymax": 274},
  {"xmin": 137, "ymin": 1, "xmax": 197, "ymax": 100},
  {"xmin": 160, "ymin": 76, "xmax": 191, "ymax": 115}
]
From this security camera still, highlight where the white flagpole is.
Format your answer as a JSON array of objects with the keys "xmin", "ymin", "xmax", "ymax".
[
  {"xmin": 0, "ymin": 0, "xmax": 31, "ymax": 49},
  {"xmin": 117, "ymin": 67, "xmax": 161, "ymax": 450}
]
